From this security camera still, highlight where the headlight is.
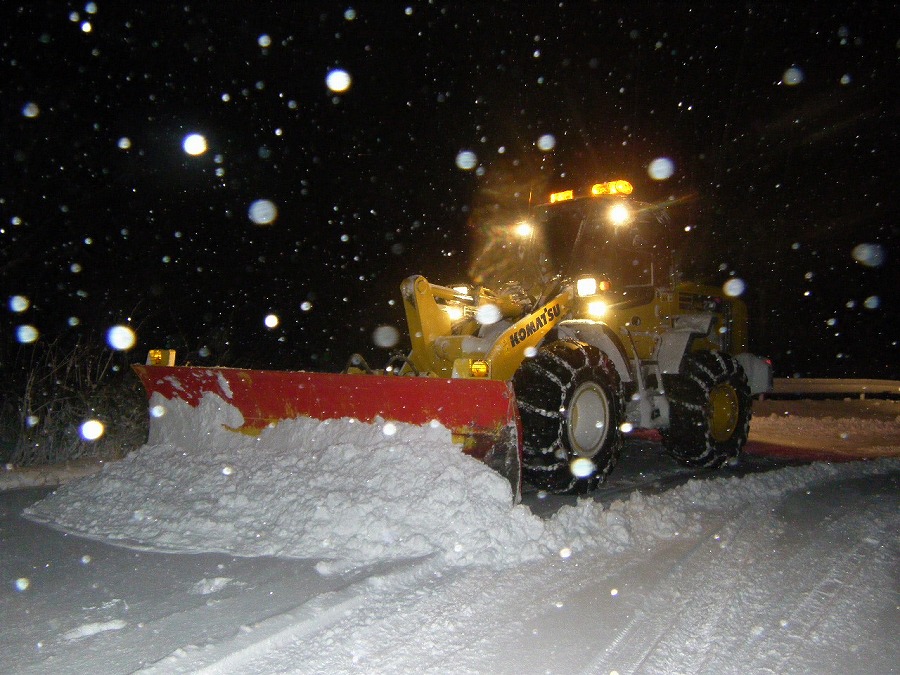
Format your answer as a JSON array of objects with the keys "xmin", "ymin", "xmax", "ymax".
[
  {"xmin": 576, "ymin": 277, "xmax": 598, "ymax": 297},
  {"xmin": 444, "ymin": 305, "xmax": 464, "ymax": 321},
  {"xmin": 514, "ymin": 221, "xmax": 534, "ymax": 238},
  {"xmin": 587, "ymin": 300, "xmax": 608, "ymax": 317},
  {"xmin": 608, "ymin": 203, "xmax": 631, "ymax": 225}
]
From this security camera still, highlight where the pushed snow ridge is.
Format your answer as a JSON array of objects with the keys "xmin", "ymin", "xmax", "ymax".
[{"xmin": 24, "ymin": 393, "xmax": 899, "ymax": 570}]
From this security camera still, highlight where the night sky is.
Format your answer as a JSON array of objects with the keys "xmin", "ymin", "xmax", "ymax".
[{"xmin": 2, "ymin": 2, "xmax": 897, "ymax": 379}]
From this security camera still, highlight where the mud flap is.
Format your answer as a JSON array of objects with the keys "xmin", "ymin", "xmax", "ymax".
[{"xmin": 132, "ymin": 365, "xmax": 522, "ymax": 501}]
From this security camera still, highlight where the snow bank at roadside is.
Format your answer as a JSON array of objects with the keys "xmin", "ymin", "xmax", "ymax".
[
  {"xmin": 1, "ymin": 458, "xmax": 108, "ymax": 490},
  {"xmin": 23, "ymin": 394, "xmax": 900, "ymax": 569},
  {"xmin": 751, "ymin": 409, "xmax": 900, "ymax": 457}
]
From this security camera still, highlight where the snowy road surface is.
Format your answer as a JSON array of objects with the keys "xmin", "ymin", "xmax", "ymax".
[{"xmin": 2, "ymin": 399, "xmax": 898, "ymax": 674}]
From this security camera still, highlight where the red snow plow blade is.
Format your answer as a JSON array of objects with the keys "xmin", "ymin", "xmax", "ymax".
[{"xmin": 132, "ymin": 365, "xmax": 522, "ymax": 497}]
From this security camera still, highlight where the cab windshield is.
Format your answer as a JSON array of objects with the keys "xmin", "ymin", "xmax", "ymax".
[{"xmin": 535, "ymin": 197, "xmax": 670, "ymax": 288}]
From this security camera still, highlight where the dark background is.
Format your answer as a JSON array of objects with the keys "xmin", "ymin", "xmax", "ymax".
[{"xmin": 2, "ymin": 2, "xmax": 896, "ymax": 377}]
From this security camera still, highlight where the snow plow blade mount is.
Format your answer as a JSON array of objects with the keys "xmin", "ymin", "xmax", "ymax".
[{"xmin": 132, "ymin": 365, "xmax": 522, "ymax": 498}]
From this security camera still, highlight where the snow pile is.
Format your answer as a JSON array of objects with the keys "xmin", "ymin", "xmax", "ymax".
[
  {"xmin": 546, "ymin": 458, "xmax": 899, "ymax": 559},
  {"xmin": 549, "ymin": 490, "xmax": 700, "ymax": 555},
  {"xmin": 25, "ymin": 394, "xmax": 548, "ymax": 568},
  {"xmin": 24, "ymin": 393, "xmax": 899, "ymax": 570}
]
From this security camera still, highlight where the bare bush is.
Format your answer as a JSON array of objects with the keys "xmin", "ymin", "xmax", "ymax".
[{"xmin": 0, "ymin": 337, "xmax": 148, "ymax": 467}]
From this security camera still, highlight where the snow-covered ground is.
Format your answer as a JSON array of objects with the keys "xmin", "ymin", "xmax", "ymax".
[{"xmin": 2, "ymin": 397, "xmax": 898, "ymax": 674}]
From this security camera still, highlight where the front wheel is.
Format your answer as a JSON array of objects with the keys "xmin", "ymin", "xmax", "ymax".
[
  {"xmin": 512, "ymin": 340, "xmax": 624, "ymax": 494},
  {"xmin": 662, "ymin": 351, "xmax": 752, "ymax": 467}
]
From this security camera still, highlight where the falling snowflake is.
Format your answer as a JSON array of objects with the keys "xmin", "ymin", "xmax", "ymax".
[
  {"xmin": 648, "ymin": 157, "xmax": 675, "ymax": 180},
  {"xmin": 107, "ymin": 325, "xmax": 136, "ymax": 350},
  {"xmin": 372, "ymin": 325, "xmax": 400, "ymax": 348},
  {"xmin": 536, "ymin": 134, "xmax": 556, "ymax": 151},
  {"xmin": 80, "ymin": 419, "xmax": 105, "ymax": 441},
  {"xmin": 326, "ymin": 69, "xmax": 352, "ymax": 93},
  {"xmin": 182, "ymin": 134, "xmax": 208, "ymax": 155},
  {"xmin": 248, "ymin": 199, "xmax": 278, "ymax": 225},
  {"xmin": 455, "ymin": 150, "xmax": 477, "ymax": 170},
  {"xmin": 782, "ymin": 66, "xmax": 804, "ymax": 86}
]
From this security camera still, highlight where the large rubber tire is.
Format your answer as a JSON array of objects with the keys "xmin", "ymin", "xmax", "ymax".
[
  {"xmin": 512, "ymin": 340, "xmax": 624, "ymax": 494},
  {"xmin": 662, "ymin": 351, "xmax": 752, "ymax": 468}
]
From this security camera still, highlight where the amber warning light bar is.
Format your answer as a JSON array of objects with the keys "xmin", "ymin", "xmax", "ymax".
[
  {"xmin": 548, "ymin": 179, "xmax": 633, "ymax": 204},
  {"xmin": 549, "ymin": 189, "xmax": 574, "ymax": 204},
  {"xmin": 591, "ymin": 179, "xmax": 633, "ymax": 195}
]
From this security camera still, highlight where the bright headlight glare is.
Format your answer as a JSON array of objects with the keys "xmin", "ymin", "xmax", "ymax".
[
  {"xmin": 576, "ymin": 277, "xmax": 598, "ymax": 297},
  {"xmin": 587, "ymin": 300, "xmax": 608, "ymax": 317},
  {"xmin": 608, "ymin": 203, "xmax": 631, "ymax": 225},
  {"xmin": 444, "ymin": 306, "xmax": 464, "ymax": 321},
  {"xmin": 514, "ymin": 221, "xmax": 534, "ymax": 238}
]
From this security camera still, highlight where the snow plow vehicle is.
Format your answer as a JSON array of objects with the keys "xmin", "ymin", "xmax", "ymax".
[{"xmin": 134, "ymin": 178, "xmax": 772, "ymax": 498}]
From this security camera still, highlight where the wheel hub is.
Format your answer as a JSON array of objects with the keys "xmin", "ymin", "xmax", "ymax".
[
  {"xmin": 708, "ymin": 382, "xmax": 739, "ymax": 442},
  {"xmin": 567, "ymin": 382, "xmax": 610, "ymax": 457}
]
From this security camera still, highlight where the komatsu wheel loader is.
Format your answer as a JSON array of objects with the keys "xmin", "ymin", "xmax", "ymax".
[{"xmin": 134, "ymin": 178, "xmax": 772, "ymax": 498}]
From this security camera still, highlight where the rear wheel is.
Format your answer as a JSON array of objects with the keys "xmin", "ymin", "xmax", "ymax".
[
  {"xmin": 512, "ymin": 340, "xmax": 624, "ymax": 494},
  {"xmin": 662, "ymin": 351, "xmax": 752, "ymax": 467}
]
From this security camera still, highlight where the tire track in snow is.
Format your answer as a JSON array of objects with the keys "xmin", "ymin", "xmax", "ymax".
[
  {"xmin": 138, "ymin": 556, "xmax": 439, "ymax": 674},
  {"xmin": 702, "ymin": 473, "xmax": 898, "ymax": 673},
  {"xmin": 585, "ymin": 508, "xmax": 758, "ymax": 674},
  {"xmin": 766, "ymin": 537, "xmax": 873, "ymax": 673},
  {"xmin": 581, "ymin": 470, "xmax": 899, "ymax": 674}
]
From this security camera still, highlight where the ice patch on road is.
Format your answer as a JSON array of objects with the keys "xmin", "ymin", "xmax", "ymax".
[{"xmin": 24, "ymin": 394, "xmax": 900, "ymax": 569}]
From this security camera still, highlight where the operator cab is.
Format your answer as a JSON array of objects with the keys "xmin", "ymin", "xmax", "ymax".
[{"xmin": 535, "ymin": 181, "xmax": 673, "ymax": 307}]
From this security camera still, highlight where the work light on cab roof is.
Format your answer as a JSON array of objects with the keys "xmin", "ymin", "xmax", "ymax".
[
  {"xmin": 514, "ymin": 221, "xmax": 535, "ymax": 238},
  {"xmin": 608, "ymin": 203, "xmax": 632, "ymax": 225}
]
